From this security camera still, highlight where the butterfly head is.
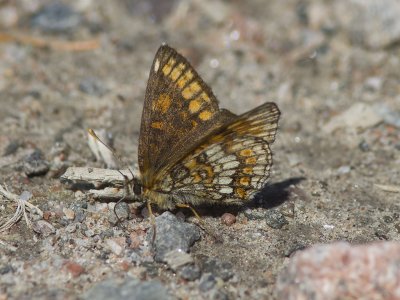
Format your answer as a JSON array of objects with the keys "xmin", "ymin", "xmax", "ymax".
[{"xmin": 132, "ymin": 177, "xmax": 143, "ymax": 197}]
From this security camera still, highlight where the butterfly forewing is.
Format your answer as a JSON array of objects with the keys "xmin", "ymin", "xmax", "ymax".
[
  {"xmin": 139, "ymin": 45, "xmax": 237, "ymax": 187},
  {"xmin": 156, "ymin": 102, "xmax": 280, "ymax": 204}
]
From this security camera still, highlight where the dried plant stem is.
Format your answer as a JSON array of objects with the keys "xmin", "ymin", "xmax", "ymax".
[{"xmin": 0, "ymin": 184, "xmax": 43, "ymax": 233}]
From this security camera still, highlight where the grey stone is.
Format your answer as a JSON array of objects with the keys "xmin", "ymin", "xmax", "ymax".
[
  {"xmin": 244, "ymin": 208, "xmax": 289, "ymax": 230},
  {"xmin": 83, "ymin": 278, "xmax": 174, "ymax": 300},
  {"xmin": 243, "ymin": 208, "xmax": 267, "ymax": 220},
  {"xmin": 264, "ymin": 209, "xmax": 289, "ymax": 229},
  {"xmin": 198, "ymin": 256, "xmax": 234, "ymax": 281},
  {"xmin": 74, "ymin": 210, "xmax": 86, "ymax": 223},
  {"xmin": 108, "ymin": 202, "xmax": 130, "ymax": 225},
  {"xmin": 31, "ymin": 2, "xmax": 81, "ymax": 33},
  {"xmin": 23, "ymin": 149, "xmax": 49, "ymax": 177},
  {"xmin": 65, "ymin": 223, "xmax": 77, "ymax": 233},
  {"xmin": 32, "ymin": 220, "xmax": 56, "ymax": 237},
  {"xmin": 149, "ymin": 212, "xmax": 201, "ymax": 262},
  {"xmin": 199, "ymin": 273, "xmax": 217, "ymax": 292},
  {"xmin": 179, "ymin": 265, "xmax": 201, "ymax": 281},
  {"xmin": 209, "ymin": 289, "xmax": 230, "ymax": 300},
  {"xmin": 163, "ymin": 249, "xmax": 194, "ymax": 271},
  {"xmin": 79, "ymin": 77, "xmax": 107, "ymax": 96},
  {"xmin": 3, "ymin": 140, "xmax": 20, "ymax": 156}
]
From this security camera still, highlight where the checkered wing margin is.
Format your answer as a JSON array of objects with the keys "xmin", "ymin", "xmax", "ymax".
[{"xmin": 156, "ymin": 102, "xmax": 280, "ymax": 204}]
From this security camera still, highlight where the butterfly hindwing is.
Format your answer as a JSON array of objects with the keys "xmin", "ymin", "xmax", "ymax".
[{"xmin": 156, "ymin": 102, "xmax": 281, "ymax": 204}]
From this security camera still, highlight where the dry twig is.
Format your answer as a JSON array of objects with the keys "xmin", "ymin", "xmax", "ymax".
[
  {"xmin": 0, "ymin": 31, "xmax": 100, "ymax": 51},
  {"xmin": 60, "ymin": 167, "xmax": 142, "ymax": 201}
]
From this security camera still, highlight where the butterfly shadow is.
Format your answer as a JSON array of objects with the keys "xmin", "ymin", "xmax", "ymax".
[{"xmin": 251, "ymin": 177, "xmax": 306, "ymax": 209}]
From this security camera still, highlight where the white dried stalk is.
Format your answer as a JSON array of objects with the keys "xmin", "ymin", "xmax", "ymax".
[
  {"xmin": 0, "ymin": 184, "xmax": 43, "ymax": 233},
  {"xmin": 60, "ymin": 167, "xmax": 142, "ymax": 202},
  {"xmin": 374, "ymin": 184, "xmax": 400, "ymax": 193}
]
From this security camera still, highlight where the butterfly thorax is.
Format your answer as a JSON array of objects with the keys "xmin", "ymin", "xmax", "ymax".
[{"xmin": 142, "ymin": 186, "xmax": 176, "ymax": 210}]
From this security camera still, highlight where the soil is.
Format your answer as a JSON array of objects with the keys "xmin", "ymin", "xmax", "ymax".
[{"xmin": 0, "ymin": 1, "xmax": 399, "ymax": 299}]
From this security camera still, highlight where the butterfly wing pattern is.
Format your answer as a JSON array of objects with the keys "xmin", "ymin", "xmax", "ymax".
[{"xmin": 138, "ymin": 45, "xmax": 280, "ymax": 210}]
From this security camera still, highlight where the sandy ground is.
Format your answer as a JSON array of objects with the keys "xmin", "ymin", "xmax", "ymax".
[{"xmin": 0, "ymin": 1, "xmax": 399, "ymax": 299}]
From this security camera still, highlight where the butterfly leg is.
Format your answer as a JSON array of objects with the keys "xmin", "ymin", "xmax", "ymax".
[
  {"xmin": 147, "ymin": 200, "xmax": 157, "ymax": 244},
  {"xmin": 176, "ymin": 203, "xmax": 203, "ymax": 221},
  {"xmin": 112, "ymin": 172, "xmax": 132, "ymax": 227}
]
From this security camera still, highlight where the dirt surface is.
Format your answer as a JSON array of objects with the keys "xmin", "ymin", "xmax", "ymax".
[{"xmin": 0, "ymin": 1, "xmax": 399, "ymax": 299}]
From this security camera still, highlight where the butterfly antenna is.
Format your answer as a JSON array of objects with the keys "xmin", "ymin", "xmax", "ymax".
[
  {"xmin": 88, "ymin": 129, "xmax": 136, "ymax": 181},
  {"xmin": 88, "ymin": 128, "xmax": 136, "ymax": 225}
]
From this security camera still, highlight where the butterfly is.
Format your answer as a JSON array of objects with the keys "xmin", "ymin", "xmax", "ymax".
[{"xmin": 134, "ymin": 45, "xmax": 280, "ymax": 213}]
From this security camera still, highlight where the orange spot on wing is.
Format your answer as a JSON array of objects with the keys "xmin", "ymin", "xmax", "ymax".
[
  {"xmin": 170, "ymin": 63, "xmax": 186, "ymax": 82},
  {"xmin": 239, "ymin": 177, "xmax": 250, "ymax": 186},
  {"xmin": 151, "ymin": 122, "xmax": 164, "ymax": 129},
  {"xmin": 245, "ymin": 157, "xmax": 257, "ymax": 164},
  {"xmin": 185, "ymin": 159, "xmax": 197, "ymax": 169},
  {"xmin": 189, "ymin": 99, "xmax": 202, "ymax": 113},
  {"xmin": 182, "ymin": 81, "xmax": 201, "ymax": 99},
  {"xmin": 199, "ymin": 110, "xmax": 213, "ymax": 121},
  {"xmin": 200, "ymin": 92, "xmax": 211, "ymax": 103},
  {"xmin": 177, "ymin": 70, "xmax": 194, "ymax": 88},
  {"xmin": 235, "ymin": 187, "xmax": 247, "ymax": 198},
  {"xmin": 192, "ymin": 173, "xmax": 202, "ymax": 183},
  {"xmin": 153, "ymin": 94, "xmax": 171, "ymax": 114},
  {"xmin": 243, "ymin": 167, "xmax": 253, "ymax": 174},
  {"xmin": 239, "ymin": 149, "xmax": 254, "ymax": 157},
  {"xmin": 162, "ymin": 58, "xmax": 176, "ymax": 76}
]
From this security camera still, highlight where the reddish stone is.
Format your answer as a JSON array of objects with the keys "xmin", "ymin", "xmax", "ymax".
[
  {"xmin": 64, "ymin": 261, "xmax": 85, "ymax": 278},
  {"xmin": 43, "ymin": 211, "xmax": 52, "ymax": 220},
  {"xmin": 276, "ymin": 241, "xmax": 400, "ymax": 300},
  {"xmin": 221, "ymin": 213, "xmax": 236, "ymax": 226}
]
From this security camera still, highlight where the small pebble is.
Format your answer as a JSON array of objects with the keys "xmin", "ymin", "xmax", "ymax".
[
  {"xmin": 0, "ymin": 265, "xmax": 13, "ymax": 275},
  {"xmin": 129, "ymin": 229, "xmax": 145, "ymax": 249},
  {"xmin": 84, "ymin": 229, "xmax": 95, "ymax": 237},
  {"xmin": 63, "ymin": 208, "xmax": 75, "ymax": 220},
  {"xmin": 23, "ymin": 149, "xmax": 49, "ymax": 177},
  {"xmin": 3, "ymin": 140, "xmax": 20, "ymax": 156},
  {"xmin": 243, "ymin": 208, "xmax": 267, "ymax": 220},
  {"xmin": 64, "ymin": 261, "xmax": 85, "ymax": 278},
  {"xmin": 106, "ymin": 237, "xmax": 126, "ymax": 256},
  {"xmin": 179, "ymin": 265, "xmax": 201, "ymax": 281},
  {"xmin": 198, "ymin": 256, "xmax": 234, "ymax": 281},
  {"xmin": 43, "ymin": 211, "xmax": 52, "ymax": 221},
  {"xmin": 74, "ymin": 210, "xmax": 86, "ymax": 223},
  {"xmin": 199, "ymin": 273, "xmax": 217, "ymax": 292},
  {"xmin": 358, "ymin": 140, "xmax": 370, "ymax": 152},
  {"xmin": 221, "ymin": 213, "xmax": 236, "ymax": 226},
  {"xmin": 163, "ymin": 249, "xmax": 194, "ymax": 271},
  {"xmin": 31, "ymin": 2, "xmax": 81, "ymax": 33},
  {"xmin": 264, "ymin": 209, "xmax": 289, "ymax": 229},
  {"xmin": 79, "ymin": 77, "xmax": 107, "ymax": 96},
  {"xmin": 108, "ymin": 202, "xmax": 130, "ymax": 225},
  {"xmin": 32, "ymin": 220, "xmax": 56, "ymax": 237},
  {"xmin": 65, "ymin": 223, "xmax": 77, "ymax": 233}
]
